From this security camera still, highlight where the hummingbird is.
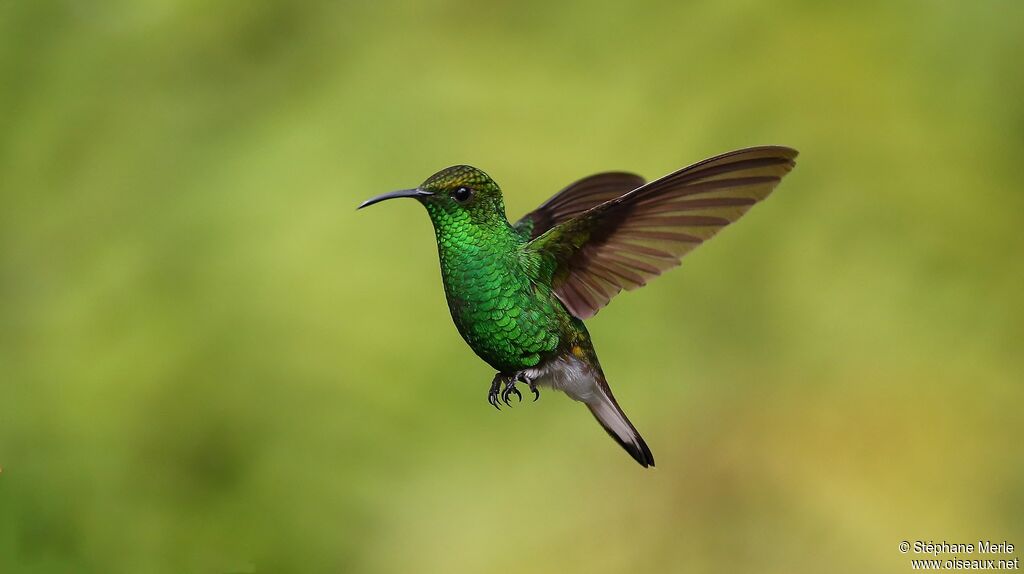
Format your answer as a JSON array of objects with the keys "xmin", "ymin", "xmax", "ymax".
[{"xmin": 359, "ymin": 146, "xmax": 797, "ymax": 467}]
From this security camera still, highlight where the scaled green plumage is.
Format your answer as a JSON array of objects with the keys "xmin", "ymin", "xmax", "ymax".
[{"xmin": 420, "ymin": 166, "xmax": 563, "ymax": 372}]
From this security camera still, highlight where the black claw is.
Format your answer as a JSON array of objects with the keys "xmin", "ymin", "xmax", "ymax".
[
  {"xmin": 514, "ymin": 371, "xmax": 540, "ymax": 403},
  {"xmin": 488, "ymin": 375, "xmax": 504, "ymax": 411},
  {"xmin": 489, "ymin": 372, "xmax": 538, "ymax": 410},
  {"xmin": 501, "ymin": 379, "xmax": 520, "ymax": 406}
]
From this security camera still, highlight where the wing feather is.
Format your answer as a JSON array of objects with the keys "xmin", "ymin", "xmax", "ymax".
[
  {"xmin": 514, "ymin": 172, "xmax": 645, "ymax": 240},
  {"xmin": 528, "ymin": 146, "xmax": 798, "ymax": 319}
]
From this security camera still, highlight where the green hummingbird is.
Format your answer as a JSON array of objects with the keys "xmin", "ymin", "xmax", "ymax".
[{"xmin": 359, "ymin": 146, "xmax": 798, "ymax": 467}]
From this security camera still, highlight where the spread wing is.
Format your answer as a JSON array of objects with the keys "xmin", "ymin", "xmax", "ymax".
[
  {"xmin": 513, "ymin": 172, "xmax": 646, "ymax": 240},
  {"xmin": 527, "ymin": 146, "xmax": 798, "ymax": 319}
]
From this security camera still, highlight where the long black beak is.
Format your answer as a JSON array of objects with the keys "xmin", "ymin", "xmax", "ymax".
[{"xmin": 357, "ymin": 188, "xmax": 433, "ymax": 210}]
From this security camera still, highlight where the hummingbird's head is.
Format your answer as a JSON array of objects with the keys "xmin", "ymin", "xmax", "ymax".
[{"xmin": 358, "ymin": 165, "xmax": 508, "ymax": 227}]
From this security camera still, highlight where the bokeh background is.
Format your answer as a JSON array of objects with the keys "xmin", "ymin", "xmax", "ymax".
[{"xmin": 2, "ymin": 1, "xmax": 1022, "ymax": 572}]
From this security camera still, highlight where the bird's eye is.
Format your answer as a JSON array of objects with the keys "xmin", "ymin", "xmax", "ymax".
[{"xmin": 452, "ymin": 187, "xmax": 473, "ymax": 203}]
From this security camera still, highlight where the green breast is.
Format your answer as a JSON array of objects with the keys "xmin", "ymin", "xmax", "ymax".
[{"xmin": 428, "ymin": 205, "xmax": 563, "ymax": 372}]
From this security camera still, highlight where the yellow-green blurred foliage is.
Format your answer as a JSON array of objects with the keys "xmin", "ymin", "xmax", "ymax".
[{"xmin": 2, "ymin": 1, "xmax": 1022, "ymax": 572}]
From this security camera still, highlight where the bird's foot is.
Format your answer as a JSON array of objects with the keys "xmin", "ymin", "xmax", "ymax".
[
  {"xmin": 487, "ymin": 373, "xmax": 506, "ymax": 411},
  {"xmin": 488, "ymin": 372, "xmax": 540, "ymax": 410},
  {"xmin": 501, "ymin": 378, "xmax": 522, "ymax": 406},
  {"xmin": 515, "ymin": 371, "xmax": 540, "ymax": 402}
]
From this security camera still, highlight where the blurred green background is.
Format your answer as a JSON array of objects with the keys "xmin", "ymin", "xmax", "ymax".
[{"xmin": 2, "ymin": 1, "xmax": 1022, "ymax": 572}]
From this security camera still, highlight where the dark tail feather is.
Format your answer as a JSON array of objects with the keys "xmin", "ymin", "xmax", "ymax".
[{"xmin": 586, "ymin": 384, "xmax": 655, "ymax": 468}]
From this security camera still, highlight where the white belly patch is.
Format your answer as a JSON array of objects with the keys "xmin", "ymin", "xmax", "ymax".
[{"xmin": 523, "ymin": 355, "xmax": 601, "ymax": 403}]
